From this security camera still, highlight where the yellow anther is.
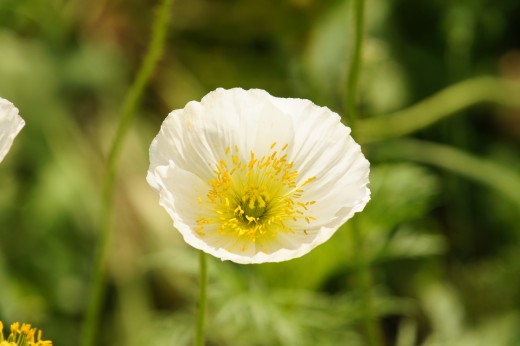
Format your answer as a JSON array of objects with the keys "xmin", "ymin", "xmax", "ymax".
[
  {"xmin": 196, "ymin": 142, "xmax": 317, "ymax": 247},
  {"xmin": 302, "ymin": 176, "xmax": 316, "ymax": 186}
]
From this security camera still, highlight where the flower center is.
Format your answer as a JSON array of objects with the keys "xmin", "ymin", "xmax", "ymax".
[
  {"xmin": 196, "ymin": 142, "xmax": 316, "ymax": 251},
  {"xmin": 237, "ymin": 185, "xmax": 269, "ymax": 221}
]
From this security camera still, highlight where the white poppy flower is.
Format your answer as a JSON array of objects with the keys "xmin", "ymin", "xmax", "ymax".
[
  {"xmin": 147, "ymin": 88, "xmax": 370, "ymax": 264},
  {"xmin": 0, "ymin": 97, "xmax": 25, "ymax": 163}
]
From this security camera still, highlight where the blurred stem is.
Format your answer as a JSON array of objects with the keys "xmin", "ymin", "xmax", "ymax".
[
  {"xmin": 196, "ymin": 251, "xmax": 208, "ymax": 346},
  {"xmin": 345, "ymin": 0, "xmax": 365, "ymax": 129},
  {"xmin": 81, "ymin": 1, "xmax": 173, "ymax": 345},
  {"xmin": 345, "ymin": 0, "xmax": 385, "ymax": 345},
  {"xmin": 351, "ymin": 218, "xmax": 385, "ymax": 346},
  {"xmin": 371, "ymin": 139, "xmax": 520, "ymax": 208},
  {"xmin": 357, "ymin": 77, "xmax": 520, "ymax": 143}
]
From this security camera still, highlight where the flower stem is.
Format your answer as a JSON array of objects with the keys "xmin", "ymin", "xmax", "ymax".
[
  {"xmin": 356, "ymin": 77, "xmax": 520, "ymax": 143},
  {"xmin": 371, "ymin": 139, "xmax": 520, "ymax": 208},
  {"xmin": 345, "ymin": 0, "xmax": 366, "ymax": 130},
  {"xmin": 80, "ymin": 1, "xmax": 173, "ymax": 345},
  {"xmin": 345, "ymin": 0, "xmax": 385, "ymax": 345},
  {"xmin": 351, "ymin": 219, "xmax": 385, "ymax": 346},
  {"xmin": 196, "ymin": 251, "xmax": 208, "ymax": 346}
]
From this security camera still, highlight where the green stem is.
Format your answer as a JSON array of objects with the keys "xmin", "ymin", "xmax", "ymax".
[
  {"xmin": 80, "ymin": 1, "xmax": 173, "ymax": 345},
  {"xmin": 345, "ymin": 0, "xmax": 366, "ymax": 130},
  {"xmin": 345, "ymin": 0, "xmax": 385, "ymax": 345},
  {"xmin": 357, "ymin": 77, "xmax": 520, "ymax": 143},
  {"xmin": 196, "ymin": 251, "xmax": 208, "ymax": 346},
  {"xmin": 351, "ymin": 219, "xmax": 385, "ymax": 346},
  {"xmin": 371, "ymin": 139, "xmax": 520, "ymax": 208}
]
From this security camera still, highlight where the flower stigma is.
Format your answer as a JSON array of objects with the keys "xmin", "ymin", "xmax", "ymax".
[{"xmin": 196, "ymin": 142, "xmax": 317, "ymax": 251}]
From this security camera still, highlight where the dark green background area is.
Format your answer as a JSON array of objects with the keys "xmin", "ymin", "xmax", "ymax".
[{"xmin": 1, "ymin": 0, "xmax": 520, "ymax": 345}]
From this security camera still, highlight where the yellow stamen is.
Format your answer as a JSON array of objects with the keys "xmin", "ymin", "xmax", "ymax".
[
  {"xmin": 0, "ymin": 321, "xmax": 52, "ymax": 346},
  {"xmin": 196, "ymin": 143, "xmax": 316, "ymax": 251}
]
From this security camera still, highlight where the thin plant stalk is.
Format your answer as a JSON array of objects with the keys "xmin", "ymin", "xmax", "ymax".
[
  {"xmin": 80, "ymin": 0, "xmax": 173, "ymax": 345},
  {"xmin": 371, "ymin": 139, "xmax": 520, "ymax": 208},
  {"xmin": 356, "ymin": 77, "xmax": 520, "ymax": 143},
  {"xmin": 345, "ymin": 0, "xmax": 366, "ymax": 130},
  {"xmin": 351, "ymin": 218, "xmax": 385, "ymax": 346},
  {"xmin": 196, "ymin": 251, "xmax": 208, "ymax": 346},
  {"xmin": 346, "ymin": 0, "xmax": 385, "ymax": 345}
]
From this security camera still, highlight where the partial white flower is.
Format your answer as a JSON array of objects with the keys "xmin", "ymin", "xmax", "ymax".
[
  {"xmin": 147, "ymin": 88, "xmax": 370, "ymax": 264},
  {"xmin": 0, "ymin": 97, "xmax": 25, "ymax": 163}
]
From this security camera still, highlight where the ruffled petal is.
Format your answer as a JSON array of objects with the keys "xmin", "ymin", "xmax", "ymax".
[
  {"xmin": 0, "ymin": 97, "xmax": 25, "ymax": 163},
  {"xmin": 147, "ymin": 88, "xmax": 370, "ymax": 263},
  {"xmin": 269, "ymin": 94, "xmax": 370, "ymax": 232},
  {"xmin": 149, "ymin": 88, "xmax": 295, "ymax": 188}
]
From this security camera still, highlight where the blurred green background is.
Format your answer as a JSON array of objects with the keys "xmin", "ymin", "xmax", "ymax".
[{"xmin": 1, "ymin": 0, "xmax": 520, "ymax": 345}]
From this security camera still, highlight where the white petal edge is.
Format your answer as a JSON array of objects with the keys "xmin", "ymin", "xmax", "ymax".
[
  {"xmin": 149, "ymin": 88, "xmax": 296, "ymax": 185},
  {"xmin": 0, "ymin": 97, "xmax": 24, "ymax": 163},
  {"xmin": 268, "ymin": 93, "xmax": 370, "ymax": 230}
]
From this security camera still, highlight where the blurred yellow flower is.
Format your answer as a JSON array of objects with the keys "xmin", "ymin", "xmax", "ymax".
[
  {"xmin": 0, "ymin": 321, "xmax": 52, "ymax": 346},
  {"xmin": 148, "ymin": 88, "xmax": 370, "ymax": 264},
  {"xmin": 0, "ymin": 97, "xmax": 25, "ymax": 163}
]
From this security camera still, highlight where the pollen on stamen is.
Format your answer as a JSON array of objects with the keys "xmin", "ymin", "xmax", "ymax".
[
  {"xmin": 196, "ymin": 229, "xmax": 206, "ymax": 236},
  {"xmin": 196, "ymin": 142, "xmax": 317, "ymax": 251},
  {"xmin": 302, "ymin": 176, "xmax": 317, "ymax": 186}
]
